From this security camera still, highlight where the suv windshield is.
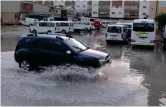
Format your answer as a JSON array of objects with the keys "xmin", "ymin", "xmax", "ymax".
[
  {"xmin": 133, "ymin": 23, "xmax": 154, "ymax": 32},
  {"xmin": 64, "ymin": 38, "xmax": 87, "ymax": 52},
  {"xmin": 107, "ymin": 26, "xmax": 122, "ymax": 33}
]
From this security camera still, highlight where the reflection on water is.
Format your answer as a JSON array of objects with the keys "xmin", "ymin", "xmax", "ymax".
[
  {"xmin": 111, "ymin": 46, "xmax": 166, "ymax": 106},
  {"xmin": 1, "ymin": 36, "xmax": 21, "ymax": 52}
]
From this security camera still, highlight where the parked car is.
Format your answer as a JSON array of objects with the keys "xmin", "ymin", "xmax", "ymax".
[
  {"xmin": 105, "ymin": 24, "xmax": 128, "ymax": 42},
  {"xmin": 73, "ymin": 21, "xmax": 92, "ymax": 32},
  {"xmin": 15, "ymin": 34, "xmax": 111, "ymax": 71},
  {"xmin": 29, "ymin": 21, "xmax": 74, "ymax": 35}
]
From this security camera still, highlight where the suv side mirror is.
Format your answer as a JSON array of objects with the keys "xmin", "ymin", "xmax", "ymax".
[{"xmin": 66, "ymin": 50, "xmax": 72, "ymax": 54}]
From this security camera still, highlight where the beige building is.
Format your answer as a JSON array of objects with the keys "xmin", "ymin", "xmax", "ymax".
[
  {"xmin": 148, "ymin": 1, "xmax": 158, "ymax": 19},
  {"xmin": 157, "ymin": 1, "xmax": 166, "ymax": 14},
  {"xmin": 1, "ymin": 1, "xmax": 51, "ymax": 24}
]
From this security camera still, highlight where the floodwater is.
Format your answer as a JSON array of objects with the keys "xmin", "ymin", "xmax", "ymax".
[{"xmin": 1, "ymin": 26, "xmax": 166, "ymax": 106}]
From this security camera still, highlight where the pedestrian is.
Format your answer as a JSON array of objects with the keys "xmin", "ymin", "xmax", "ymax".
[{"xmin": 154, "ymin": 26, "xmax": 164, "ymax": 52}]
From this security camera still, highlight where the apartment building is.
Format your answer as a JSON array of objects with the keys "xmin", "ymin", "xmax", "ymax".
[
  {"xmin": 98, "ymin": 1, "xmax": 110, "ymax": 18},
  {"xmin": 65, "ymin": 1, "xmax": 75, "ymax": 8},
  {"xmin": 110, "ymin": 0, "xmax": 124, "ymax": 18},
  {"xmin": 92, "ymin": 1, "xmax": 99, "ymax": 17},
  {"xmin": 87, "ymin": 1, "xmax": 92, "ymax": 16},
  {"xmin": 124, "ymin": 1, "xmax": 139, "ymax": 19},
  {"xmin": 75, "ymin": 1, "xmax": 87, "ymax": 13},
  {"xmin": 52, "ymin": 0, "xmax": 158, "ymax": 19},
  {"xmin": 158, "ymin": 1, "xmax": 166, "ymax": 14}
]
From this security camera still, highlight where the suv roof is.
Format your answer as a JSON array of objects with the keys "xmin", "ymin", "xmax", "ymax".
[{"xmin": 21, "ymin": 33, "xmax": 73, "ymax": 41}]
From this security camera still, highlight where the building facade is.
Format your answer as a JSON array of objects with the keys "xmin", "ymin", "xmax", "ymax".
[
  {"xmin": 75, "ymin": 1, "xmax": 87, "ymax": 13},
  {"xmin": 110, "ymin": 0, "xmax": 124, "ymax": 18},
  {"xmin": 98, "ymin": 1, "xmax": 110, "ymax": 18},
  {"xmin": 1, "ymin": 1, "xmax": 50, "ymax": 24},
  {"xmin": 124, "ymin": 1, "xmax": 139, "ymax": 19},
  {"xmin": 92, "ymin": 1, "xmax": 99, "ymax": 17},
  {"xmin": 158, "ymin": 1, "xmax": 166, "ymax": 14}
]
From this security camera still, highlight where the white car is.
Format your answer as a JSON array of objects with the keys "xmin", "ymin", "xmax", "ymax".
[
  {"xmin": 105, "ymin": 24, "xmax": 128, "ymax": 42},
  {"xmin": 19, "ymin": 18, "xmax": 38, "ymax": 26},
  {"xmin": 73, "ymin": 21, "xmax": 92, "ymax": 31}
]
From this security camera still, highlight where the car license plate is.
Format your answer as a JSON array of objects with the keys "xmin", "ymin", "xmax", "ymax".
[
  {"xmin": 135, "ymin": 42, "xmax": 141, "ymax": 45},
  {"xmin": 110, "ymin": 37, "xmax": 117, "ymax": 40}
]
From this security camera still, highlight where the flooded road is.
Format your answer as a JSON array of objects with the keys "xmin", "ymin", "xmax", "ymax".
[{"xmin": 1, "ymin": 26, "xmax": 166, "ymax": 106}]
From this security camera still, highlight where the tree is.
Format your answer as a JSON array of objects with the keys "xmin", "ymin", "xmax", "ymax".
[
  {"xmin": 155, "ymin": 13, "xmax": 166, "ymax": 41},
  {"xmin": 155, "ymin": 13, "xmax": 166, "ymax": 30}
]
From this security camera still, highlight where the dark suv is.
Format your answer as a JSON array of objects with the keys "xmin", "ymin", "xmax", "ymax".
[{"xmin": 14, "ymin": 34, "xmax": 111, "ymax": 71}]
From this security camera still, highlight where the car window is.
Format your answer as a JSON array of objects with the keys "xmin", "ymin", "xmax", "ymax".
[
  {"xmin": 39, "ymin": 22, "xmax": 47, "ymax": 27},
  {"xmin": 107, "ymin": 26, "xmax": 122, "ymax": 33},
  {"xmin": 60, "ymin": 22, "xmax": 69, "ymax": 26},
  {"xmin": 51, "ymin": 40, "xmax": 67, "ymax": 52},
  {"xmin": 36, "ymin": 38, "xmax": 52, "ymax": 50},
  {"xmin": 64, "ymin": 38, "xmax": 87, "ymax": 53},
  {"xmin": 56, "ymin": 23, "xmax": 60, "ymax": 27}
]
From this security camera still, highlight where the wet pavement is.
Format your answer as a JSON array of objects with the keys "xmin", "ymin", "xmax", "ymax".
[{"xmin": 1, "ymin": 25, "xmax": 166, "ymax": 106}]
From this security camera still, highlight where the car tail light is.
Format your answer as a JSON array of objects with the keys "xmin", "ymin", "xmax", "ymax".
[
  {"xmin": 105, "ymin": 33, "xmax": 107, "ymax": 38},
  {"xmin": 131, "ymin": 39, "xmax": 135, "ymax": 42},
  {"xmin": 150, "ymin": 40, "xmax": 155, "ymax": 43}
]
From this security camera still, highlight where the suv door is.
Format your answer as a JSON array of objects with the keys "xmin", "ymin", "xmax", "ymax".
[
  {"xmin": 49, "ymin": 39, "xmax": 73, "ymax": 65},
  {"xmin": 34, "ymin": 38, "xmax": 52, "ymax": 66}
]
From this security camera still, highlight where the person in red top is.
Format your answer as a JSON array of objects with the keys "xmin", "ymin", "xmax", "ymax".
[{"xmin": 94, "ymin": 20, "xmax": 102, "ymax": 30}]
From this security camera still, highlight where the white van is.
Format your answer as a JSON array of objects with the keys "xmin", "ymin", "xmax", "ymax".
[
  {"xmin": 29, "ymin": 21, "xmax": 74, "ymax": 35},
  {"xmin": 105, "ymin": 24, "xmax": 128, "ymax": 42},
  {"xmin": 131, "ymin": 19, "xmax": 156, "ymax": 46},
  {"xmin": 116, "ymin": 22, "xmax": 132, "ymax": 30}
]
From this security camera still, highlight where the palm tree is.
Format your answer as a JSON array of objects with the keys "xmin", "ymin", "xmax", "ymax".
[
  {"xmin": 155, "ymin": 13, "xmax": 166, "ymax": 41},
  {"xmin": 155, "ymin": 13, "xmax": 166, "ymax": 30}
]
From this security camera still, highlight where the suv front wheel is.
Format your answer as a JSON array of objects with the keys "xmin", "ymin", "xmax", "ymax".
[{"xmin": 19, "ymin": 60, "xmax": 33, "ymax": 71}]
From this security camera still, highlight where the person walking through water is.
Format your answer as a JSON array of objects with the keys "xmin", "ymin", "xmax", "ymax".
[{"xmin": 155, "ymin": 26, "xmax": 164, "ymax": 52}]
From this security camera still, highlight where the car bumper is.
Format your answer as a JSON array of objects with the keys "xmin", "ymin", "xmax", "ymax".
[{"xmin": 131, "ymin": 42, "xmax": 155, "ymax": 46}]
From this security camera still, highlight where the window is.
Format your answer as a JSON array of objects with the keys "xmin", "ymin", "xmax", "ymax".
[
  {"xmin": 119, "ymin": 12, "xmax": 122, "ymax": 14},
  {"xmin": 107, "ymin": 26, "xmax": 122, "ymax": 33},
  {"xmin": 84, "ymin": 23, "xmax": 90, "ymax": 25},
  {"xmin": 112, "ymin": 12, "xmax": 115, "ymax": 15},
  {"xmin": 93, "ymin": 11, "xmax": 97, "ymax": 14},
  {"xmin": 77, "ymin": 5, "xmax": 79, "ymax": 8},
  {"xmin": 47, "ymin": 23, "xmax": 54, "ymax": 27},
  {"xmin": 39, "ymin": 22, "xmax": 47, "ymax": 27},
  {"xmin": 64, "ymin": 38, "xmax": 87, "ymax": 53},
  {"xmin": 56, "ymin": 23, "xmax": 60, "ymax": 27},
  {"xmin": 143, "ymin": 13, "xmax": 146, "ymax": 15},
  {"xmin": 51, "ymin": 40, "xmax": 67, "ymax": 52},
  {"xmin": 60, "ymin": 22, "xmax": 69, "ymax": 26},
  {"xmin": 133, "ymin": 23, "xmax": 154, "ymax": 32},
  {"xmin": 36, "ymin": 38, "xmax": 52, "ymax": 50},
  {"xmin": 143, "ymin": 6, "xmax": 146, "ymax": 8},
  {"xmin": 70, "ymin": 23, "xmax": 73, "ymax": 27},
  {"xmin": 83, "ymin": 5, "xmax": 86, "ymax": 8}
]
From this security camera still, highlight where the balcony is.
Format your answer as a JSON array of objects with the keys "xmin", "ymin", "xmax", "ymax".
[
  {"xmin": 87, "ymin": 1, "xmax": 92, "ymax": 5},
  {"xmin": 65, "ymin": 1, "xmax": 75, "ymax": 6},
  {"xmin": 44, "ymin": 1, "xmax": 53, "ymax": 6},
  {"xmin": 124, "ymin": 15, "xmax": 138, "ymax": 19},
  {"xmin": 112, "ymin": 1, "xmax": 123, "ymax": 7},
  {"xmin": 98, "ymin": 6, "xmax": 110, "ymax": 10},
  {"xmin": 124, "ymin": 1, "xmax": 139, "ymax": 5},
  {"xmin": 99, "ymin": 1, "xmax": 110, "ymax": 5},
  {"xmin": 124, "ymin": 6, "xmax": 139, "ymax": 11}
]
